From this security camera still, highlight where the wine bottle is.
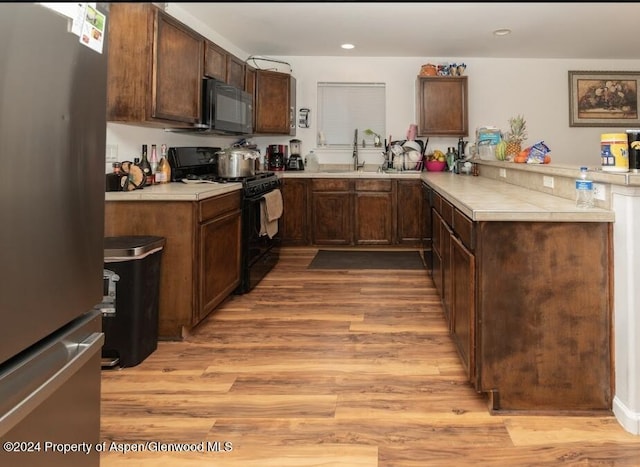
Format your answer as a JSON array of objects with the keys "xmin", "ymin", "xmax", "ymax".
[
  {"xmin": 149, "ymin": 144, "xmax": 158, "ymax": 185},
  {"xmin": 139, "ymin": 144, "xmax": 152, "ymax": 186},
  {"xmin": 156, "ymin": 144, "xmax": 171, "ymax": 183}
]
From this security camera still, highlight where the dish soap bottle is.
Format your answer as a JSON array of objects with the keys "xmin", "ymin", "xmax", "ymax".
[{"xmin": 576, "ymin": 166, "xmax": 594, "ymax": 208}]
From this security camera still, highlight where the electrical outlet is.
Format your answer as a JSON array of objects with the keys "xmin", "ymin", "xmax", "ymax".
[
  {"xmin": 106, "ymin": 144, "xmax": 118, "ymax": 163},
  {"xmin": 543, "ymin": 176, "xmax": 554, "ymax": 188},
  {"xmin": 593, "ymin": 183, "xmax": 606, "ymax": 201},
  {"xmin": 499, "ymin": 168, "xmax": 507, "ymax": 178}
]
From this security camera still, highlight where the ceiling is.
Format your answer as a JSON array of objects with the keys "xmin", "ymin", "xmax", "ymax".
[{"xmin": 177, "ymin": 2, "xmax": 640, "ymax": 60}]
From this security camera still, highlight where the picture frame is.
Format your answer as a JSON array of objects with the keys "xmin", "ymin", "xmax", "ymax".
[{"xmin": 569, "ymin": 70, "xmax": 640, "ymax": 127}]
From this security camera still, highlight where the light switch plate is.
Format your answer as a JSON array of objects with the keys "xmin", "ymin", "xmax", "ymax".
[
  {"xmin": 543, "ymin": 176, "xmax": 554, "ymax": 188},
  {"xmin": 106, "ymin": 144, "xmax": 118, "ymax": 163},
  {"xmin": 499, "ymin": 168, "xmax": 507, "ymax": 178}
]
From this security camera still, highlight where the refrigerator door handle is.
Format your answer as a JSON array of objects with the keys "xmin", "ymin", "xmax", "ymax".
[{"xmin": 0, "ymin": 331, "xmax": 104, "ymax": 437}]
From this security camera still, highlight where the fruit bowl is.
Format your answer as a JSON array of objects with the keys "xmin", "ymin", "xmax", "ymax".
[{"xmin": 426, "ymin": 160, "xmax": 447, "ymax": 172}]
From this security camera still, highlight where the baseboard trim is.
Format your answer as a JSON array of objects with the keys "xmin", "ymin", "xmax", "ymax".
[{"xmin": 613, "ymin": 396, "xmax": 640, "ymax": 435}]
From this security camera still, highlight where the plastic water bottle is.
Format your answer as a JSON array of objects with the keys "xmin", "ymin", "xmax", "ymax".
[
  {"xmin": 305, "ymin": 150, "xmax": 319, "ymax": 172},
  {"xmin": 576, "ymin": 166, "xmax": 594, "ymax": 208}
]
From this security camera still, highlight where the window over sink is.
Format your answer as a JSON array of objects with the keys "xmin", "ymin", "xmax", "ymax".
[{"xmin": 317, "ymin": 82, "xmax": 386, "ymax": 147}]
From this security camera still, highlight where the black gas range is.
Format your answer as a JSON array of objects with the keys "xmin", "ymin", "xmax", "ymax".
[
  {"xmin": 168, "ymin": 146, "xmax": 278, "ymax": 192},
  {"xmin": 168, "ymin": 147, "xmax": 281, "ymax": 294}
]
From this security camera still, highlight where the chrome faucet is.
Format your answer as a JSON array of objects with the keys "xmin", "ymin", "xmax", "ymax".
[{"xmin": 353, "ymin": 129, "xmax": 365, "ymax": 171}]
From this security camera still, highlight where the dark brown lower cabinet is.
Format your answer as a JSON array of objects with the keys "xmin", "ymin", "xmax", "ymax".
[
  {"xmin": 309, "ymin": 179, "xmax": 352, "ymax": 245},
  {"xmin": 105, "ymin": 190, "xmax": 242, "ymax": 340},
  {"xmin": 355, "ymin": 179, "xmax": 393, "ymax": 245},
  {"xmin": 421, "ymin": 182, "xmax": 433, "ymax": 269},
  {"xmin": 396, "ymin": 180, "xmax": 423, "ymax": 245},
  {"xmin": 476, "ymin": 221, "xmax": 612, "ymax": 413},
  {"xmin": 450, "ymin": 234, "xmax": 475, "ymax": 384},
  {"xmin": 280, "ymin": 178, "xmax": 309, "ymax": 246},
  {"xmin": 426, "ymin": 184, "xmax": 612, "ymax": 413},
  {"xmin": 281, "ymin": 178, "xmax": 423, "ymax": 247}
]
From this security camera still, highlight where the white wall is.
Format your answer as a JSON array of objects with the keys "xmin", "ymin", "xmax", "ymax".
[{"xmin": 107, "ymin": 6, "xmax": 640, "ymax": 170}]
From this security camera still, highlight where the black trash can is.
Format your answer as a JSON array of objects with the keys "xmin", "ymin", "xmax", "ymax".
[{"xmin": 97, "ymin": 236, "xmax": 165, "ymax": 368}]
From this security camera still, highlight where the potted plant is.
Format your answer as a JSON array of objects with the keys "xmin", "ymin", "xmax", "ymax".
[{"xmin": 364, "ymin": 129, "xmax": 382, "ymax": 147}]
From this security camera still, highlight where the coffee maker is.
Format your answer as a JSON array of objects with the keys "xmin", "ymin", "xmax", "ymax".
[
  {"xmin": 266, "ymin": 144, "xmax": 286, "ymax": 171},
  {"xmin": 286, "ymin": 139, "xmax": 304, "ymax": 171}
]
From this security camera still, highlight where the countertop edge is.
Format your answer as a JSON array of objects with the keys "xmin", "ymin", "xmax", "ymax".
[{"xmin": 105, "ymin": 182, "xmax": 242, "ymax": 201}]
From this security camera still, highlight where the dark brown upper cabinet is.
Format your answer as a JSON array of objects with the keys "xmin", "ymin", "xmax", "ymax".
[{"xmin": 416, "ymin": 76, "xmax": 468, "ymax": 137}]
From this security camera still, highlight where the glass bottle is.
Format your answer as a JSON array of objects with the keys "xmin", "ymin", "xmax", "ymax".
[
  {"xmin": 149, "ymin": 144, "xmax": 158, "ymax": 185},
  {"xmin": 139, "ymin": 144, "xmax": 152, "ymax": 186},
  {"xmin": 446, "ymin": 147, "xmax": 457, "ymax": 173},
  {"xmin": 156, "ymin": 144, "xmax": 171, "ymax": 184}
]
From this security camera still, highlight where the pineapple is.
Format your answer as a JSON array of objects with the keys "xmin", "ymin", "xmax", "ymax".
[{"xmin": 504, "ymin": 115, "xmax": 527, "ymax": 157}]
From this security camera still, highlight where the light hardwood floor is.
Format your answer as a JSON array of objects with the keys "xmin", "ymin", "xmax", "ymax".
[{"xmin": 100, "ymin": 247, "xmax": 640, "ymax": 466}]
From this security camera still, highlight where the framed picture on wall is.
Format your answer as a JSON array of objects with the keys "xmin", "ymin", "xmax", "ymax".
[{"xmin": 568, "ymin": 70, "xmax": 640, "ymax": 127}]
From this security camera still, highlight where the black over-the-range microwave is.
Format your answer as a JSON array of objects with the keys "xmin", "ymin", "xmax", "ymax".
[{"xmin": 201, "ymin": 78, "xmax": 253, "ymax": 135}]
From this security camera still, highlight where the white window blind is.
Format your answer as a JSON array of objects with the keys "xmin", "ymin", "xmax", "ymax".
[{"xmin": 317, "ymin": 82, "xmax": 386, "ymax": 146}]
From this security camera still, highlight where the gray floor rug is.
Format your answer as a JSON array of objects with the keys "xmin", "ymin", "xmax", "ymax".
[{"xmin": 308, "ymin": 250, "xmax": 425, "ymax": 270}]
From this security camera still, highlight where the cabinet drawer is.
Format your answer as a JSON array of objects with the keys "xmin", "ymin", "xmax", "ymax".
[
  {"xmin": 312, "ymin": 179, "xmax": 351, "ymax": 192},
  {"xmin": 441, "ymin": 198, "xmax": 454, "ymax": 226},
  {"xmin": 453, "ymin": 208, "xmax": 475, "ymax": 251},
  {"xmin": 355, "ymin": 179, "xmax": 392, "ymax": 192},
  {"xmin": 199, "ymin": 190, "xmax": 241, "ymax": 223}
]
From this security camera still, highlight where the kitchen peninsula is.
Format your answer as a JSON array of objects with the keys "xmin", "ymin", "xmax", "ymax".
[
  {"xmin": 279, "ymin": 165, "xmax": 615, "ymax": 413},
  {"xmin": 421, "ymin": 168, "xmax": 613, "ymax": 413},
  {"xmin": 105, "ymin": 182, "xmax": 243, "ymax": 340}
]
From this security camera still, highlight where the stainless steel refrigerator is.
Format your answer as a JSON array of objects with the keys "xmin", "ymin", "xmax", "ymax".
[{"xmin": 0, "ymin": 4, "xmax": 108, "ymax": 466}]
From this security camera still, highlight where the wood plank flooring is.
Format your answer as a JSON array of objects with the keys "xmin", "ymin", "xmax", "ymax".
[{"xmin": 100, "ymin": 247, "xmax": 640, "ymax": 466}]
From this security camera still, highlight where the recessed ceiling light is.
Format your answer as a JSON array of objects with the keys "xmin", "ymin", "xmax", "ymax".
[
  {"xmin": 493, "ymin": 28, "xmax": 512, "ymax": 36},
  {"xmin": 341, "ymin": 43, "xmax": 355, "ymax": 50}
]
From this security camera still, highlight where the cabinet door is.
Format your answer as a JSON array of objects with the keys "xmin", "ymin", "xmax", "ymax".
[
  {"xmin": 255, "ymin": 70, "xmax": 293, "ymax": 134},
  {"xmin": 226, "ymin": 54, "xmax": 245, "ymax": 89},
  {"xmin": 198, "ymin": 210, "xmax": 242, "ymax": 323},
  {"xmin": 422, "ymin": 183, "xmax": 433, "ymax": 271},
  {"xmin": 153, "ymin": 11, "xmax": 203, "ymax": 124},
  {"xmin": 244, "ymin": 64, "xmax": 256, "ymax": 95},
  {"xmin": 451, "ymin": 234, "xmax": 475, "ymax": 382},
  {"xmin": 431, "ymin": 210, "xmax": 444, "ymax": 298},
  {"xmin": 244, "ymin": 65, "xmax": 257, "ymax": 133},
  {"xmin": 441, "ymin": 218, "xmax": 453, "ymax": 324},
  {"xmin": 397, "ymin": 180, "xmax": 423, "ymax": 245},
  {"xmin": 204, "ymin": 40, "xmax": 226, "ymax": 81},
  {"xmin": 281, "ymin": 178, "xmax": 309, "ymax": 246},
  {"xmin": 289, "ymin": 75, "xmax": 297, "ymax": 136},
  {"xmin": 416, "ymin": 76, "xmax": 468, "ymax": 136},
  {"xmin": 312, "ymin": 192, "xmax": 351, "ymax": 245},
  {"xmin": 355, "ymin": 192, "xmax": 393, "ymax": 245}
]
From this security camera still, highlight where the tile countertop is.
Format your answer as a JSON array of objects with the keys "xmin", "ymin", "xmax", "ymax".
[
  {"xmin": 105, "ymin": 170, "xmax": 614, "ymax": 222},
  {"xmin": 104, "ymin": 181, "xmax": 242, "ymax": 201},
  {"xmin": 422, "ymin": 172, "xmax": 614, "ymax": 222},
  {"xmin": 279, "ymin": 170, "xmax": 423, "ymax": 179},
  {"xmin": 280, "ymin": 168, "xmax": 613, "ymax": 222}
]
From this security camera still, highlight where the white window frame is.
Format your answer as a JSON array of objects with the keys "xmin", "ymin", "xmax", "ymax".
[{"xmin": 316, "ymin": 82, "xmax": 386, "ymax": 148}]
